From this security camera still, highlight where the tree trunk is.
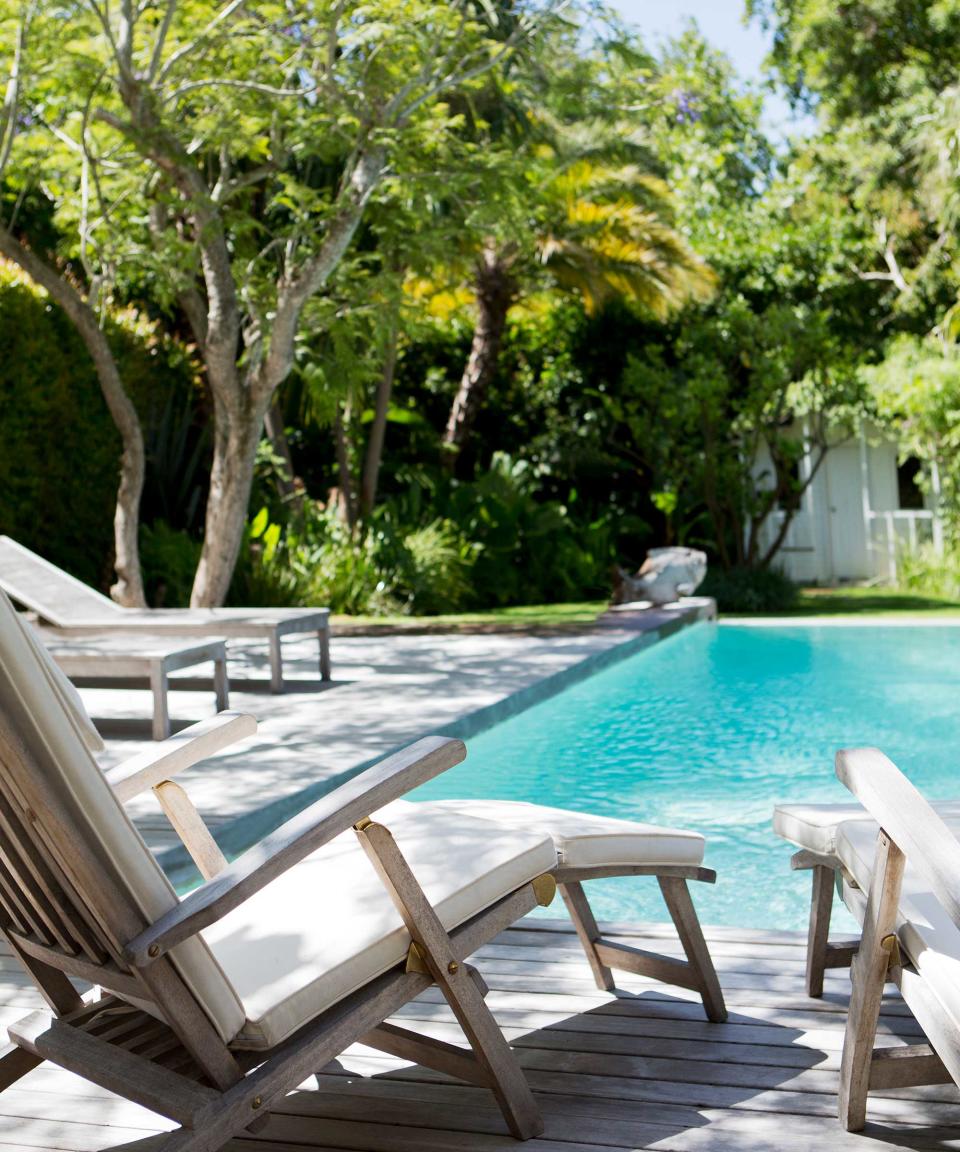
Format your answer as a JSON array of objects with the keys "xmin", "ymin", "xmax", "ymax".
[
  {"xmin": 333, "ymin": 405, "xmax": 358, "ymax": 532},
  {"xmin": 756, "ymin": 442, "xmax": 830, "ymax": 569},
  {"xmin": 443, "ymin": 242, "xmax": 516, "ymax": 466},
  {"xmin": 189, "ymin": 402, "xmax": 265, "ymax": 608},
  {"xmin": 0, "ymin": 227, "xmax": 147, "ymax": 606},
  {"xmin": 263, "ymin": 398, "xmax": 301, "ymax": 505},
  {"xmin": 360, "ymin": 312, "xmax": 399, "ymax": 517}
]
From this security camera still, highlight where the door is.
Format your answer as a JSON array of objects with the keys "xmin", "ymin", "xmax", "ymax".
[{"xmin": 826, "ymin": 445, "xmax": 868, "ymax": 579}]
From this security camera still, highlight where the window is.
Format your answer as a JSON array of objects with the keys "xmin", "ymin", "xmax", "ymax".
[{"xmin": 897, "ymin": 457, "xmax": 925, "ymax": 510}]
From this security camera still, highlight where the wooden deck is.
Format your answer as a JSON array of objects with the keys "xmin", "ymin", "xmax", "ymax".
[{"xmin": 2, "ymin": 916, "xmax": 958, "ymax": 1151}]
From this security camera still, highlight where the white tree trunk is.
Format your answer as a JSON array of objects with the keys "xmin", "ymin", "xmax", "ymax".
[{"xmin": 190, "ymin": 402, "xmax": 266, "ymax": 608}]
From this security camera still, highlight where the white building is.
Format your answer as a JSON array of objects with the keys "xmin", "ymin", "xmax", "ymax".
[{"xmin": 754, "ymin": 422, "xmax": 944, "ymax": 584}]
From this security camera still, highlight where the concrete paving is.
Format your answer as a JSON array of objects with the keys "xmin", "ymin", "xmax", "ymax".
[{"xmin": 79, "ymin": 599, "xmax": 714, "ymax": 881}]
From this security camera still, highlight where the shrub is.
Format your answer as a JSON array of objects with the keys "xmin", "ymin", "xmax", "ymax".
[
  {"xmin": 700, "ymin": 566, "xmax": 798, "ymax": 613},
  {"xmin": 139, "ymin": 522, "xmax": 202, "ymax": 607},
  {"xmin": 389, "ymin": 519, "xmax": 477, "ymax": 614},
  {"xmin": 894, "ymin": 544, "xmax": 960, "ymax": 599},
  {"xmin": 231, "ymin": 498, "xmax": 480, "ymax": 616}
]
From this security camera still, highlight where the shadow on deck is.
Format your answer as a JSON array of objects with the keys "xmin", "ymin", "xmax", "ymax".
[{"xmin": 3, "ymin": 919, "xmax": 958, "ymax": 1152}]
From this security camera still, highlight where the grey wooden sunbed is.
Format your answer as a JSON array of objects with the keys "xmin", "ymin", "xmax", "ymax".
[
  {"xmin": 0, "ymin": 536, "xmax": 330, "ymax": 691},
  {"xmin": 775, "ymin": 753, "xmax": 960, "ymax": 1131},
  {"xmin": 39, "ymin": 629, "xmax": 230, "ymax": 739}
]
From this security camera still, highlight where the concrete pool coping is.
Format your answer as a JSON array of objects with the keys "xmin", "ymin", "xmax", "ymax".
[
  {"xmin": 722, "ymin": 615, "xmax": 960, "ymax": 626},
  {"xmin": 106, "ymin": 596, "xmax": 713, "ymax": 887}
]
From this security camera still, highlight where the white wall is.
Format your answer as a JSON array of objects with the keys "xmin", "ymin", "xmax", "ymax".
[{"xmin": 753, "ymin": 424, "xmax": 935, "ymax": 584}]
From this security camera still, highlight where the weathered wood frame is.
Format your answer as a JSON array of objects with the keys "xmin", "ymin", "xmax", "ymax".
[
  {"xmin": 792, "ymin": 748, "xmax": 960, "ymax": 1132},
  {"xmin": 556, "ymin": 866, "xmax": 725, "ymax": 1022},
  {"xmin": 0, "ymin": 723, "xmax": 554, "ymax": 1149},
  {"xmin": 47, "ymin": 636, "xmax": 231, "ymax": 739}
]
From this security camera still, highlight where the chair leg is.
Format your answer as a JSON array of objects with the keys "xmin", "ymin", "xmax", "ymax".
[
  {"xmin": 319, "ymin": 629, "xmax": 332, "ymax": 682},
  {"xmin": 356, "ymin": 820, "xmax": 543, "ymax": 1140},
  {"xmin": 658, "ymin": 877, "xmax": 727, "ymax": 1023},
  {"xmin": 0, "ymin": 1043, "xmax": 41, "ymax": 1090},
  {"xmin": 269, "ymin": 633, "xmax": 284, "ymax": 693},
  {"xmin": 806, "ymin": 864, "xmax": 835, "ymax": 998},
  {"xmin": 559, "ymin": 882, "xmax": 614, "ymax": 991},
  {"xmin": 838, "ymin": 830, "xmax": 904, "ymax": 1132}
]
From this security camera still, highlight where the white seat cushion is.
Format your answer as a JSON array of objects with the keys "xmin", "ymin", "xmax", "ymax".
[
  {"xmin": 202, "ymin": 801, "xmax": 556, "ymax": 1050},
  {"xmin": 836, "ymin": 817, "xmax": 960, "ymax": 1040},
  {"xmin": 774, "ymin": 800, "xmax": 960, "ymax": 858},
  {"xmin": 14, "ymin": 611, "xmax": 104, "ymax": 753},
  {"xmin": 416, "ymin": 799, "xmax": 705, "ymax": 869}
]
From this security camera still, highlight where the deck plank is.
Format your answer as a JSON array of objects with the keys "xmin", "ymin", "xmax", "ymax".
[{"xmin": 1, "ymin": 921, "xmax": 957, "ymax": 1151}]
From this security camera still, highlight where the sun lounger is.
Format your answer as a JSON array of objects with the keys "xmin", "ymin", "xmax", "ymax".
[
  {"xmin": 38, "ymin": 628, "xmax": 230, "ymax": 739},
  {"xmin": 775, "ymin": 753, "xmax": 960, "ymax": 1130},
  {"xmin": 0, "ymin": 535, "xmax": 330, "ymax": 691},
  {"xmin": 0, "ymin": 586, "xmax": 725, "ymax": 1146}
]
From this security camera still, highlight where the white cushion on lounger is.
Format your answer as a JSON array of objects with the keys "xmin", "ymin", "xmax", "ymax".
[
  {"xmin": 14, "ymin": 610, "xmax": 104, "ymax": 753},
  {"xmin": 774, "ymin": 799, "xmax": 960, "ymax": 857},
  {"xmin": 415, "ymin": 799, "xmax": 705, "ymax": 869},
  {"xmin": 835, "ymin": 817, "xmax": 960, "ymax": 1038},
  {"xmin": 202, "ymin": 800, "xmax": 556, "ymax": 1050}
]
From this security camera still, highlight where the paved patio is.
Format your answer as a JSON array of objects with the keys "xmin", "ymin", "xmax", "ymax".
[{"xmin": 83, "ymin": 600, "xmax": 714, "ymax": 874}]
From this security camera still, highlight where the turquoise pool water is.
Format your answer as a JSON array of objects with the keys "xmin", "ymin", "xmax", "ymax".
[{"xmin": 412, "ymin": 622, "xmax": 960, "ymax": 930}]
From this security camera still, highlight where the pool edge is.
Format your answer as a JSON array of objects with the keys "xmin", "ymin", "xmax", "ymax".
[{"xmin": 160, "ymin": 600, "xmax": 714, "ymax": 888}]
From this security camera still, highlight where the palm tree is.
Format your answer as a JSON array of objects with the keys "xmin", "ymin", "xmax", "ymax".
[{"xmin": 442, "ymin": 131, "xmax": 715, "ymax": 463}]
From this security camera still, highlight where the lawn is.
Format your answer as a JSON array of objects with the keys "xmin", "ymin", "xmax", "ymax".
[
  {"xmin": 781, "ymin": 586, "xmax": 960, "ymax": 618},
  {"xmin": 331, "ymin": 601, "xmax": 610, "ymax": 634},
  {"xmin": 333, "ymin": 587, "xmax": 960, "ymax": 634}
]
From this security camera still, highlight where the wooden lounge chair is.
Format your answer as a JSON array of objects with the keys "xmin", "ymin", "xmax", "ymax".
[
  {"xmin": 0, "ymin": 535, "xmax": 330, "ymax": 691},
  {"xmin": 0, "ymin": 586, "xmax": 725, "ymax": 1147},
  {"xmin": 774, "ymin": 752, "xmax": 960, "ymax": 1131}
]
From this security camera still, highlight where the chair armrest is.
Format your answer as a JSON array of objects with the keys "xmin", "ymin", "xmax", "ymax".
[
  {"xmin": 123, "ymin": 734, "xmax": 465, "ymax": 965},
  {"xmin": 105, "ymin": 712, "xmax": 258, "ymax": 803},
  {"xmin": 836, "ymin": 747, "xmax": 960, "ymax": 929}
]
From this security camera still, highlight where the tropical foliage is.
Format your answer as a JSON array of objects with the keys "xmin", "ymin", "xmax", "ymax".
[{"xmin": 2, "ymin": 1, "xmax": 960, "ymax": 613}]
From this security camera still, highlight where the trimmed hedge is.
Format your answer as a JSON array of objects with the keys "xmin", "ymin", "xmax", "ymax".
[
  {"xmin": 0, "ymin": 266, "xmax": 203, "ymax": 591},
  {"xmin": 700, "ymin": 565, "xmax": 799, "ymax": 614}
]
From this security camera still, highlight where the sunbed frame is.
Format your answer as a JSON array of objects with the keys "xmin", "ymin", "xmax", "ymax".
[
  {"xmin": 0, "ymin": 536, "xmax": 330, "ymax": 690},
  {"xmin": 791, "ymin": 749, "xmax": 959, "ymax": 1131}
]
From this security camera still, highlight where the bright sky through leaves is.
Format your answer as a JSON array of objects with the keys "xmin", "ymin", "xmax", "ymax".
[{"xmin": 611, "ymin": 0, "xmax": 810, "ymax": 138}]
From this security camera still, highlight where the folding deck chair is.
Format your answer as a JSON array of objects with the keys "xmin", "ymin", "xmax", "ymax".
[
  {"xmin": 0, "ymin": 587, "xmax": 725, "ymax": 1148},
  {"xmin": 0, "ymin": 535, "xmax": 331, "ymax": 690},
  {"xmin": 775, "ymin": 752, "xmax": 960, "ymax": 1130}
]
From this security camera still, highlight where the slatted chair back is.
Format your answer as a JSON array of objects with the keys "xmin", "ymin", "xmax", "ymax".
[
  {"xmin": 0, "ymin": 536, "xmax": 122, "ymax": 625},
  {"xmin": 0, "ymin": 590, "xmax": 244, "ymax": 1074}
]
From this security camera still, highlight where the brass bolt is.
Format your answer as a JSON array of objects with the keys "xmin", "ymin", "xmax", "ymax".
[
  {"xmin": 252, "ymin": 1095, "xmax": 262, "ymax": 1110},
  {"xmin": 447, "ymin": 961, "xmax": 459, "ymax": 975},
  {"xmin": 147, "ymin": 944, "xmax": 160, "ymax": 958}
]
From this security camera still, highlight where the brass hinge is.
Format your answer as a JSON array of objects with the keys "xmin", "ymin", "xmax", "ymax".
[
  {"xmin": 532, "ymin": 873, "xmax": 557, "ymax": 908},
  {"xmin": 405, "ymin": 941, "xmax": 431, "ymax": 975},
  {"xmin": 881, "ymin": 933, "xmax": 902, "ymax": 970}
]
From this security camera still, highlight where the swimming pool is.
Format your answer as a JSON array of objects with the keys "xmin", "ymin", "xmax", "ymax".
[{"xmin": 412, "ymin": 621, "xmax": 960, "ymax": 930}]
